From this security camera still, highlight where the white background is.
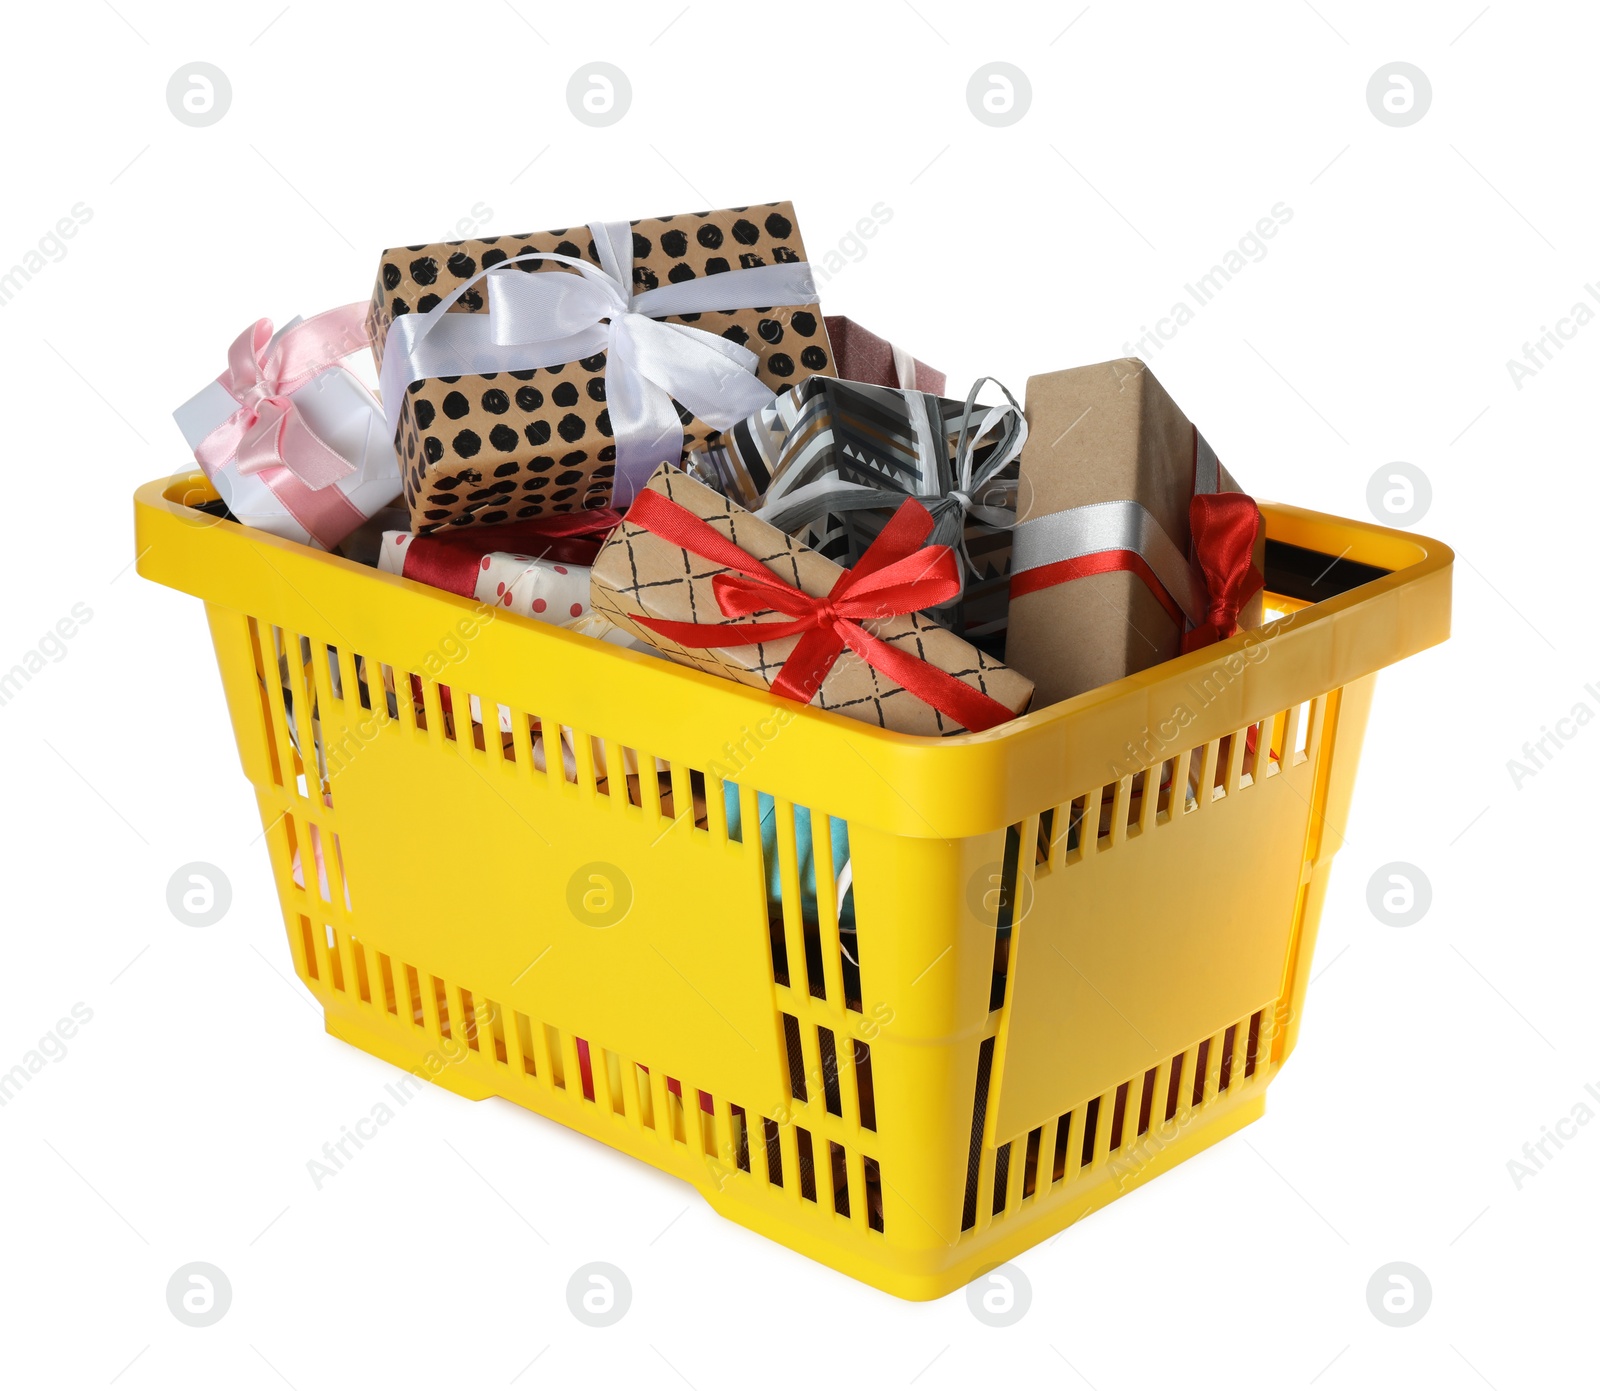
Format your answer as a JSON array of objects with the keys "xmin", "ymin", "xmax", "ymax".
[{"xmin": 1, "ymin": 0, "xmax": 1595, "ymax": 1385}]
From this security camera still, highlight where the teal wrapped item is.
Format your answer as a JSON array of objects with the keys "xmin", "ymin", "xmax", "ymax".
[{"xmin": 724, "ymin": 784, "xmax": 856, "ymax": 933}]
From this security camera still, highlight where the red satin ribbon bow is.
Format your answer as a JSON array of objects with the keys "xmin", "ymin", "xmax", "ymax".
[
  {"xmin": 1181, "ymin": 492, "xmax": 1264, "ymax": 654},
  {"xmin": 627, "ymin": 489, "xmax": 1017, "ymax": 733}
]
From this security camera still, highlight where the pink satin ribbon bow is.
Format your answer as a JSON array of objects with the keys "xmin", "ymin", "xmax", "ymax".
[{"xmin": 194, "ymin": 304, "xmax": 371, "ymax": 489}]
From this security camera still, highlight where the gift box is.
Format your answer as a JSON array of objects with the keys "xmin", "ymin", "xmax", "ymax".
[
  {"xmin": 682, "ymin": 375, "xmax": 1025, "ymax": 646},
  {"xmin": 173, "ymin": 306, "xmax": 400, "ymax": 551},
  {"xmin": 379, "ymin": 533, "xmax": 591, "ymax": 622},
  {"xmin": 589, "ymin": 463, "xmax": 1033, "ymax": 736},
  {"xmin": 374, "ymin": 510, "xmax": 621, "ymax": 620},
  {"xmin": 824, "ymin": 315, "xmax": 945, "ymax": 394},
  {"xmin": 366, "ymin": 202, "xmax": 836, "ymax": 533},
  {"xmin": 1006, "ymin": 358, "xmax": 1267, "ymax": 706}
]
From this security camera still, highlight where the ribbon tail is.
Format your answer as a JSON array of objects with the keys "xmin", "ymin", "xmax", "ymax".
[
  {"xmin": 834, "ymin": 621, "xmax": 1016, "ymax": 733},
  {"xmin": 263, "ymin": 465, "xmax": 367, "ymax": 550},
  {"xmin": 632, "ymin": 319, "xmax": 775, "ymax": 431},
  {"xmin": 847, "ymin": 497, "xmax": 939, "ymax": 583},
  {"xmin": 276, "ymin": 408, "xmax": 359, "ymax": 489},
  {"xmin": 606, "ymin": 323, "xmax": 688, "ymax": 507},
  {"xmin": 770, "ymin": 628, "xmax": 847, "ymax": 705},
  {"xmin": 235, "ymin": 402, "xmax": 357, "ymax": 490},
  {"xmin": 1184, "ymin": 491, "xmax": 1264, "ymax": 652},
  {"xmin": 193, "ymin": 409, "xmax": 250, "ymax": 480}
]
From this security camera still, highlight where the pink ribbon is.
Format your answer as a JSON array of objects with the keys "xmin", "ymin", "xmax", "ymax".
[{"xmin": 193, "ymin": 304, "xmax": 373, "ymax": 548}]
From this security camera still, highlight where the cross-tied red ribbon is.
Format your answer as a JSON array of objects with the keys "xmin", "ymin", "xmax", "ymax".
[
  {"xmin": 1181, "ymin": 492, "xmax": 1265, "ymax": 654},
  {"xmin": 627, "ymin": 488, "xmax": 1018, "ymax": 733},
  {"xmin": 194, "ymin": 303, "xmax": 371, "ymax": 490}
]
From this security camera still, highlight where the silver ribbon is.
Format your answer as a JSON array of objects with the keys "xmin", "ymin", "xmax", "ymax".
[
  {"xmin": 378, "ymin": 220, "xmax": 819, "ymax": 504},
  {"xmin": 1010, "ymin": 498, "xmax": 1210, "ymax": 626},
  {"xmin": 754, "ymin": 376, "xmax": 1028, "ymax": 586},
  {"xmin": 1193, "ymin": 429, "xmax": 1221, "ymax": 496}
]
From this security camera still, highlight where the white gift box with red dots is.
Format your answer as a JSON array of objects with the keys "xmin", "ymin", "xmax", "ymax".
[{"xmin": 377, "ymin": 531, "xmax": 591, "ymax": 622}]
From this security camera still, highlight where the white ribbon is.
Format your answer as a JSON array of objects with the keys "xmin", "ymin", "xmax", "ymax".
[
  {"xmin": 379, "ymin": 220, "xmax": 819, "ymax": 504},
  {"xmin": 890, "ymin": 341, "xmax": 919, "ymax": 390}
]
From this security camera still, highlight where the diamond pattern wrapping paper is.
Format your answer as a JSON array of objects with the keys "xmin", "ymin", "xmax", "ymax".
[{"xmin": 589, "ymin": 463, "xmax": 1033, "ymax": 737}]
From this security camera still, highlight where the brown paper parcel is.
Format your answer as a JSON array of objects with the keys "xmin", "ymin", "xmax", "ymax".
[
  {"xmin": 1006, "ymin": 359, "xmax": 1265, "ymax": 707},
  {"xmin": 590, "ymin": 464, "xmax": 1033, "ymax": 737},
  {"xmin": 367, "ymin": 201, "xmax": 835, "ymax": 534}
]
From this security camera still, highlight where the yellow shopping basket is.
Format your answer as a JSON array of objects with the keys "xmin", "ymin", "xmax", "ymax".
[{"xmin": 135, "ymin": 474, "xmax": 1451, "ymax": 1300}]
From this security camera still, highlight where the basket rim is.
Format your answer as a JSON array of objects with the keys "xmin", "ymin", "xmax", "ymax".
[{"xmin": 134, "ymin": 470, "xmax": 1452, "ymax": 837}]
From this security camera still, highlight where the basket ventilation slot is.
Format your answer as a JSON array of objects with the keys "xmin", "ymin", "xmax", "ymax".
[
  {"xmin": 1022, "ymin": 696, "xmax": 1327, "ymax": 874},
  {"xmin": 965, "ymin": 1003, "xmax": 1274, "ymax": 1233},
  {"xmin": 281, "ymin": 909, "xmax": 899, "ymax": 1218}
]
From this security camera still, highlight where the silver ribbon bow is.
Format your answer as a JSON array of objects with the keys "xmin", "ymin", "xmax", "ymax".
[{"xmin": 755, "ymin": 377, "xmax": 1028, "ymax": 588}]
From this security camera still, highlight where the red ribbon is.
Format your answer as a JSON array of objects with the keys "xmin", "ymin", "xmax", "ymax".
[
  {"xmin": 1009, "ymin": 548, "xmax": 1188, "ymax": 628},
  {"xmin": 626, "ymin": 488, "xmax": 1017, "ymax": 733},
  {"xmin": 1180, "ymin": 493, "xmax": 1264, "ymax": 654},
  {"xmin": 403, "ymin": 509, "xmax": 623, "ymax": 597}
]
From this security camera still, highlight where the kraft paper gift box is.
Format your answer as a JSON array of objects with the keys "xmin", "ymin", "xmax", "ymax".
[
  {"xmin": 823, "ymin": 315, "xmax": 945, "ymax": 394},
  {"xmin": 1005, "ymin": 358, "xmax": 1267, "ymax": 707},
  {"xmin": 589, "ymin": 463, "xmax": 1033, "ymax": 737},
  {"xmin": 366, "ymin": 202, "xmax": 836, "ymax": 534},
  {"xmin": 683, "ymin": 375, "xmax": 1025, "ymax": 648},
  {"xmin": 173, "ymin": 306, "xmax": 401, "ymax": 551}
]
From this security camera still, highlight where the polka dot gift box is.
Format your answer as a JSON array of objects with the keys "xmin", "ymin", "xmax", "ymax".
[
  {"xmin": 366, "ymin": 202, "xmax": 836, "ymax": 536},
  {"xmin": 378, "ymin": 530, "xmax": 593, "ymax": 623}
]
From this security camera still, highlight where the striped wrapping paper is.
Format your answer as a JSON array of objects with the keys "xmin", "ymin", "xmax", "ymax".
[{"xmin": 682, "ymin": 376, "xmax": 1025, "ymax": 650}]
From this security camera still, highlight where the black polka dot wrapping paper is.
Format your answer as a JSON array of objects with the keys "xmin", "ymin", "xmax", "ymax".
[{"xmin": 366, "ymin": 202, "xmax": 836, "ymax": 536}]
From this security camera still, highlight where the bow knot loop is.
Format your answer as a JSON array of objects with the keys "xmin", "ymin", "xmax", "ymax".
[
  {"xmin": 813, "ymin": 599, "xmax": 844, "ymax": 631},
  {"xmin": 1181, "ymin": 490, "xmax": 1264, "ymax": 653},
  {"xmin": 194, "ymin": 304, "xmax": 371, "ymax": 493},
  {"xmin": 235, "ymin": 381, "xmax": 282, "ymax": 417}
]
